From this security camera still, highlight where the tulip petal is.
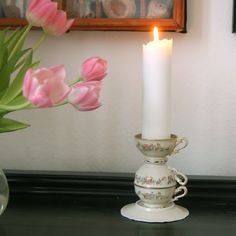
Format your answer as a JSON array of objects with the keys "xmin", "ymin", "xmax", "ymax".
[
  {"xmin": 43, "ymin": 11, "xmax": 74, "ymax": 36},
  {"xmin": 69, "ymin": 85, "xmax": 89, "ymax": 104},
  {"xmin": 23, "ymin": 65, "xmax": 69, "ymax": 108},
  {"xmin": 49, "ymin": 65, "xmax": 66, "ymax": 81},
  {"xmin": 23, "ymin": 69, "xmax": 33, "ymax": 97},
  {"xmin": 77, "ymin": 102, "xmax": 102, "ymax": 111},
  {"xmin": 26, "ymin": 0, "xmax": 74, "ymax": 36},
  {"xmin": 80, "ymin": 57, "xmax": 108, "ymax": 81},
  {"xmin": 27, "ymin": 1, "xmax": 57, "ymax": 26},
  {"xmin": 68, "ymin": 81, "xmax": 102, "ymax": 111},
  {"xmin": 27, "ymin": 0, "xmax": 50, "ymax": 12}
]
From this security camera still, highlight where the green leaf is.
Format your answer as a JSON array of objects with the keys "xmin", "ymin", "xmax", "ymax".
[
  {"xmin": 0, "ymin": 91, "xmax": 32, "ymax": 113},
  {"xmin": 4, "ymin": 27, "xmax": 21, "ymax": 46},
  {"xmin": 0, "ymin": 100, "xmax": 30, "ymax": 111},
  {"xmin": 0, "ymin": 110, "xmax": 9, "ymax": 116},
  {"xmin": 8, "ymin": 25, "xmax": 31, "ymax": 60},
  {"xmin": 7, "ymin": 95, "xmax": 32, "ymax": 109},
  {"xmin": 0, "ymin": 29, "xmax": 8, "ymax": 43},
  {"xmin": 31, "ymin": 60, "xmax": 40, "ymax": 69},
  {"xmin": 13, "ymin": 51, "xmax": 39, "ymax": 73},
  {"xmin": 0, "ymin": 50, "xmax": 33, "ymax": 104},
  {"xmin": 0, "ymin": 47, "xmax": 8, "ymax": 71},
  {"xmin": 0, "ymin": 65, "xmax": 10, "ymax": 92},
  {"xmin": 0, "ymin": 117, "xmax": 30, "ymax": 133},
  {"xmin": 0, "ymin": 48, "xmax": 31, "ymax": 92},
  {"xmin": 9, "ymin": 48, "xmax": 31, "ymax": 69},
  {"xmin": 0, "ymin": 31, "xmax": 7, "ymax": 70},
  {"xmin": 0, "ymin": 88, "xmax": 7, "ymax": 100},
  {"xmin": 0, "ymin": 31, "xmax": 6, "ymax": 45},
  {"xmin": 6, "ymin": 27, "xmax": 27, "ymax": 53}
]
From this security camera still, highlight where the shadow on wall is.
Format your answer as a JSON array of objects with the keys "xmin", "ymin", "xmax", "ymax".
[{"xmin": 187, "ymin": 0, "xmax": 211, "ymax": 40}]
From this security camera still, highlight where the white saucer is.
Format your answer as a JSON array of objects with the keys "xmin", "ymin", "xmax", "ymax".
[{"xmin": 121, "ymin": 201, "xmax": 189, "ymax": 223}]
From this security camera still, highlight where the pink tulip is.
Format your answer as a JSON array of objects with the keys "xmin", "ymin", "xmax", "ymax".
[
  {"xmin": 26, "ymin": 0, "xmax": 74, "ymax": 36},
  {"xmin": 42, "ymin": 10, "xmax": 74, "ymax": 36},
  {"xmin": 80, "ymin": 57, "xmax": 108, "ymax": 82},
  {"xmin": 68, "ymin": 81, "xmax": 102, "ymax": 111},
  {"xmin": 23, "ymin": 65, "xmax": 70, "ymax": 108},
  {"xmin": 26, "ymin": 0, "xmax": 57, "ymax": 27}
]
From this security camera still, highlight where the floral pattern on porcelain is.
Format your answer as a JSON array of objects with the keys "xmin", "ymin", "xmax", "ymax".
[
  {"xmin": 136, "ymin": 190, "xmax": 170, "ymax": 201},
  {"xmin": 136, "ymin": 142, "xmax": 171, "ymax": 153},
  {"xmin": 135, "ymin": 174, "xmax": 176, "ymax": 187}
]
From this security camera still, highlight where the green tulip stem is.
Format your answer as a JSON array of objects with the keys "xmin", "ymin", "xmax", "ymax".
[
  {"xmin": 55, "ymin": 101, "xmax": 68, "ymax": 107},
  {"xmin": 69, "ymin": 78, "xmax": 82, "ymax": 87},
  {"xmin": 33, "ymin": 33, "xmax": 46, "ymax": 52}
]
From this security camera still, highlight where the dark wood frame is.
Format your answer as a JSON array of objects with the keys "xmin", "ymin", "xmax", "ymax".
[
  {"xmin": 0, "ymin": 0, "xmax": 186, "ymax": 32},
  {"xmin": 233, "ymin": 0, "xmax": 236, "ymax": 32}
]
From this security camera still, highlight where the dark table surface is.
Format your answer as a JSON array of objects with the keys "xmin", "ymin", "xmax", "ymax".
[{"xmin": 0, "ymin": 194, "xmax": 235, "ymax": 236}]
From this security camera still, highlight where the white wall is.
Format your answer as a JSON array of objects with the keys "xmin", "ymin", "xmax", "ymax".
[{"xmin": 1, "ymin": 0, "xmax": 236, "ymax": 176}]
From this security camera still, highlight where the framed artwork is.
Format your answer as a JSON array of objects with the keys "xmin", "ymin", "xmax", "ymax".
[
  {"xmin": 0, "ymin": 0, "xmax": 25, "ymax": 18},
  {"xmin": 0, "ymin": 0, "xmax": 63, "ymax": 28},
  {"xmin": 0, "ymin": 0, "xmax": 186, "ymax": 32},
  {"xmin": 66, "ymin": 0, "xmax": 186, "ymax": 32}
]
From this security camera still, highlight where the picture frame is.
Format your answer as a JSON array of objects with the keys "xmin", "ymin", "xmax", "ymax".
[
  {"xmin": 0, "ymin": 0, "xmax": 186, "ymax": 32},
  {"xmin": 66, "ymin": 0, "xmax": 186, "ymax": 32}
]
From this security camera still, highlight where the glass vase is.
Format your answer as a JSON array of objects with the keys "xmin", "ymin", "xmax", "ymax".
[{"xmin": 0, "ymin": 169, "xmax": 9, "ymax": 215}]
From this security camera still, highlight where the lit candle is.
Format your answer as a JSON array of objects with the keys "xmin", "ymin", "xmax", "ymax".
[{"xmin": 142, "ymin": 27, "xmax": 172, "ymax": 140}]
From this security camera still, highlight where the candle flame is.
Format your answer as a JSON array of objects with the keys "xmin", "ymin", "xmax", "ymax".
[{"xmin": 154, "ymin": 27, "xmax": 159, "ymax": 42}]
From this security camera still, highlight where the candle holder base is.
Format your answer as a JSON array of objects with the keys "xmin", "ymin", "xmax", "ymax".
[
  {"xmin": 121, "ymin": 201, "xmax": 189, "ymax": 223},
  {"xmin": 121, "ymin": 134, "xmax": 189, "ymax": 223}
]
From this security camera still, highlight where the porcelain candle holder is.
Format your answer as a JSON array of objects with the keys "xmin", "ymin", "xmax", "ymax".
[{"xmin": 121, "ymin": 134, "xmax": 189, "ymax": 223}]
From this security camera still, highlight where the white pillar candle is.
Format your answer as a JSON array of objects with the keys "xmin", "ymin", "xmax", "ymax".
[{"xmin": 142, "ymin": 27, "xmax": 172, "ymax": 140}]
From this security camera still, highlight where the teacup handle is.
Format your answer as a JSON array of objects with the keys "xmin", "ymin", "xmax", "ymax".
[
  {"xmin": 172, "ymin": 186, "xmax": 188, "ymax": 202},
  {"xmin": 171, "ymin": 168, "xmax": 188, "ymax": 186},
  {"xmin": 172, "ymin": 137, "xmax": 188, "ymax": 155}
]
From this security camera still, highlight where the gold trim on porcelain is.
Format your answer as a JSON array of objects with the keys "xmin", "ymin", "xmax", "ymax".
[
  {"xmin": 135, "ymin": 134, "xmax": 177, "ymax": 142},
  {"xmin": 134, "ymin": 183, "xmax": 176, "ymax": 190}
]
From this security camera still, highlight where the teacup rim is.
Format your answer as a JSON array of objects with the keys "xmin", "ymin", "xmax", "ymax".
[{"xmin": 135, "ymin": 134, "xmax": 177, "ymax": 141}]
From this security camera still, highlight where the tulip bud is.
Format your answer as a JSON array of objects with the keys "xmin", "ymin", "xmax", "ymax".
[
  {"xmin": 68, "ymin": 81, "xmax": 102, "ymax": 111},
  {"xmin": 80, "ymin": 57, "xmax": 107, "ymax": 82}
]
